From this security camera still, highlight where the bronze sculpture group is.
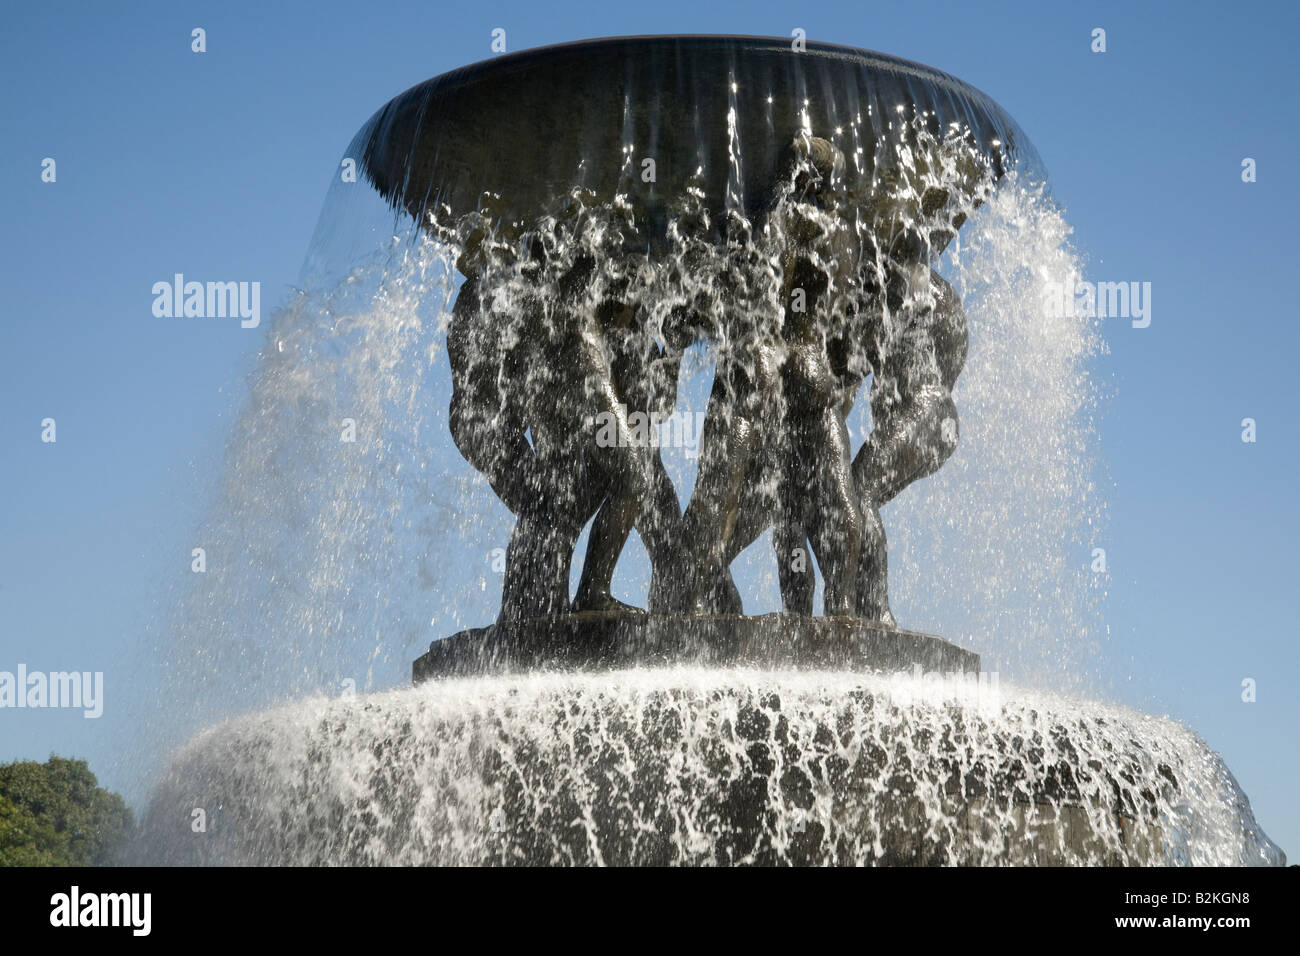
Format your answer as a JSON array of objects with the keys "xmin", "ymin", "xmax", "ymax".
[{"xmin": 444, "ymin": 132, "xmax": 984, "ymax": 628}]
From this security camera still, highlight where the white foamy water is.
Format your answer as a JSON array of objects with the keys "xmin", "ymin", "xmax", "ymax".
[{"xmin": 136, "ymin": 670, "xmax": 1281, "ymax": 866}]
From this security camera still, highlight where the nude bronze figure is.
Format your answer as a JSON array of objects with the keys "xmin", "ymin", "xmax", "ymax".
[{"xmin": 444, "ymin": 133, "xmax": 983, "ymax": 627}]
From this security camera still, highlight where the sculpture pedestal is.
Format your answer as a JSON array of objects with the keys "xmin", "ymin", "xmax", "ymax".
[{"xmin": 413, "ymin": 612, "xmax": 978, "ymax": 682}]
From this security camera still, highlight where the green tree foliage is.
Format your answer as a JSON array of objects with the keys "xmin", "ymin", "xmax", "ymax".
[{"xmin": 0, "ymin": 756, "xmax": 133, "ymax": 866}]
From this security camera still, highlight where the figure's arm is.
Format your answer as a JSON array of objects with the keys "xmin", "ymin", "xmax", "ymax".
[
  {"xmin": 852, "ymin": 271, "xmax": 967, "ymax": 506},
  {"xmin": 447, "ymin": 280, "xmax": 538, "ymax": 515}
]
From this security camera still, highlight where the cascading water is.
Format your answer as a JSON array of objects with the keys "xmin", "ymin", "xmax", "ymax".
[
  {"xmin": 130, "ymin": 37, "xmax": 1282, "ymax": 865},
  {"xmin": 139, "ymin": 672, "xmax": 1277, "ymax": 866}
]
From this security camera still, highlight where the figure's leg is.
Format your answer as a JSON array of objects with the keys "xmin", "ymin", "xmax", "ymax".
[
  {"xmin": 773, "ymin": 515, "xmax": 815, "ymax": 615},
  {"xmin": 573, "ymin": 475, "xmax": 645, "ymax": 614},
  {"xmin": 848, "ymin": 390, "xmax": 955, "ymax": 627},
  {"xmin": 500, "ymin": 501, "xmax": 574, "ymax": 622},
  {"xmin": 566, "ymin": 330, "xmax": 657, "ymax": 613},
  {"xmin": 639, "ymin": 452, "xmax": 702, "ymax": 608},
  {"xmin": 574, "ymin": 454, "xmax": 684, "ymax": 614},
  {"xmin": 768, "ymin": 439, "xmax": 814, "ymax": 615},
  {"xmin": 502, "ymin": 418, "xmax": 606, "ymax": 622},
  {"xmin": 651, "ymin": 374, "xmax": 764, "ymax": 613},
  {"xmin": 637, "ymin": 453, "xmax": 680, "ymax": 560},
  {"xmin": 700, "ymin": 450, "xmax": 781, "ymax": 616},
  {"xmin": 854, "ymin": 500, "xmax": 894, "ymax": 626},
  {"xmin": 853, "ymin": 385, "xmax": 960, "ymax": 506},
  {"xmin": 804, "ymin": 409, "xmax": 861, "ymax": 616},
  {"xmin": 849, "ymin": 271, "xmax": 967, "ymax": 626},
  {"xmin": 637, "ymin": 452, "xmax": 747, "ymax": 614},
  {"xmin": 705, "ymin": 572, "xmax": 745, "ymax": 615}
]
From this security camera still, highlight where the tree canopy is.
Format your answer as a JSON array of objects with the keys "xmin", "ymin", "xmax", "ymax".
[{"xmin": 0, "ymin": 756, "xmax": 133, "ymax": 866}]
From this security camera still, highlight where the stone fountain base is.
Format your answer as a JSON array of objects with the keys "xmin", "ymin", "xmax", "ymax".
[{"xmin": 413, "ymin": 611, "xmax": 980, "ymax": 682}]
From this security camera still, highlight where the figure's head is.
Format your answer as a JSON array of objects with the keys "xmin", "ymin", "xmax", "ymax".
[
  {"xmin": 789, "ymin": 134, "xmax": 845, "ymax": 200},
  {"xmin": 455, "ymin": 192, "xmax": 515, "ymax": 278}
]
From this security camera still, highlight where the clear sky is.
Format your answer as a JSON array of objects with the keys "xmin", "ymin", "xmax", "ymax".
[{"xmin": 2, "ymin": 0, "xmax": 1297, "ymax": 857}]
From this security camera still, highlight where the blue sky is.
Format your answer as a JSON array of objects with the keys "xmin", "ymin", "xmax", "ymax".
[{"xmin": 2, "ymin": 0, "xmax": 1297, "ymax": 856}]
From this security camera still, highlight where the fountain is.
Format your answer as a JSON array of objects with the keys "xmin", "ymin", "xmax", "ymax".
[{"xmin": 134, "ymin": 36, "xmax": 1284, "ymax": 866}]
